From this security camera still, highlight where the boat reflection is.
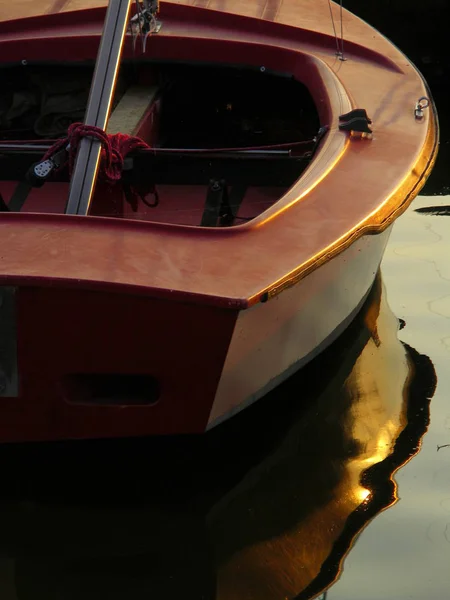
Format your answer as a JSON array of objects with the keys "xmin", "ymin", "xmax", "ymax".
[{"xmin": 0, "ymin": 272, "xmax": 436, "ymax": 600}]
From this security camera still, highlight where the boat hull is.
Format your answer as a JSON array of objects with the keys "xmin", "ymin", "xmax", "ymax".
[
  {"xmin": 0, "ymin": 0, "xmax": 437, "ymax": 443},
  {"xmin": 0, "ymin": 227, "xmax": 391, "ymax": 443},
  {"xmin": 208, "ymin": 226, "xmax": 392, "ymax": 428}
]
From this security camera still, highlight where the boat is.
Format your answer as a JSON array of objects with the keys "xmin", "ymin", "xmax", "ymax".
[
  {"xmin": 0, "ymin": 0, "xmax": 438, "ymax": 442},
  {"xmin": 0, "ymin": 273, "xmax": 437, "ymax": 599}
]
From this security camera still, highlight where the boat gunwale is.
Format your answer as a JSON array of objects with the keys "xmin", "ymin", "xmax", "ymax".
[{"xmin": 0, "ymin": 2, "xmax": 405, "ymax": 76}]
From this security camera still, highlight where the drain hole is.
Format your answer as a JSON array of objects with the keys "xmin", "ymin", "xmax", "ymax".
[{"xmin": 63, "ymin": 374, "xmax": 160, "ymax": 406}]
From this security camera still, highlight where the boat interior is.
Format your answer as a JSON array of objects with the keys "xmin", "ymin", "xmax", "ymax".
[{"xmin": 0, "ymin": 60, "xmax": 322, "ymax": 226}]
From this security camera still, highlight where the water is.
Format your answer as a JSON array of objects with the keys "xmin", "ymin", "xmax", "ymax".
[{"xmin": 326, "ymin": 194, "xmax": 450, "ymax": 600}]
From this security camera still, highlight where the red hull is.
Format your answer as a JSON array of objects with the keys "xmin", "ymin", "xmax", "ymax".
[
  {"xmin": 0, "ymin": 288, "xmax": 236, "ymax": 442},
  {"xmin": 0, "ymin": 228, "xmax": 389, "ymax": 443}
]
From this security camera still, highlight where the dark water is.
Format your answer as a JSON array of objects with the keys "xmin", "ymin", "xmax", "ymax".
[{"xmin": 0, "ymin": 7, "xmax": 450, "ymax": 600}]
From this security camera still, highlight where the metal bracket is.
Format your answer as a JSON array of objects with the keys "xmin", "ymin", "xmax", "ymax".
[
  {"xmin": 415, "ymin": 96, "xmax": 430, "ymax": 121},
  {"xmin": 201, "ymin": 179, "xmax": 234, "ymax": 227},
  {"xmin": 27, "ymin": 147, "xmax": 68, "ymax": 188},
  {"xmin": 130, "ymin": 0, "xmax": 162, "ymax": 54}
]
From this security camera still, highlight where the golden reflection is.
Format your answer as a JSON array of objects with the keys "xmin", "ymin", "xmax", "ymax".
[
  {"xmin": 355, "ymin": 487, "xmax": 371, "ymax": 503},
  {"xmin": 0, "ymin": 272, "xmax": 435, "ymax": 600},
  {"xmin": 210, "ymin": 273, "xmax": 434, "ymax": 600}
]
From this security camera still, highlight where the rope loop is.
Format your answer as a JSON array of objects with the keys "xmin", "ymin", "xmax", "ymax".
[{"xmin": 43, "ymin": 122, "xmax": 151, "ymax": 183}]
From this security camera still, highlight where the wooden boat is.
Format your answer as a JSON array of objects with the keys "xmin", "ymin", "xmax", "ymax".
[
  {"xmin": 0, "ymin": 0, "xmax": 438, "ymax": 442},
  {"xmin": 0, "ymin": 274, "xmax": 436, "ymax": 600}
]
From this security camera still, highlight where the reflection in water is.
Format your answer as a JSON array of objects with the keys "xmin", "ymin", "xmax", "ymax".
[
  {"xmin": 415, "ymin": 205, "xmax": 450, "ymax": 216},
  {"xmin": 0, "ymin": 273, "xmax": 436, "ymax": 600},
  {"xmin": 211, "ymin": 275, "xmax": 436, "ymax": 600}
]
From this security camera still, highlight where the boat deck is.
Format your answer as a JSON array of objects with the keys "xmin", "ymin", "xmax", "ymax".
[{"xmin": 0, "ymin": 0, "xmax": 438, "ymax": 307}]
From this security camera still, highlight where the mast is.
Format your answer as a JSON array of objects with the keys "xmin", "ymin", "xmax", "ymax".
[{"xmin": 65, "ymin": 0, "xmax": 132, "ymax": 215}]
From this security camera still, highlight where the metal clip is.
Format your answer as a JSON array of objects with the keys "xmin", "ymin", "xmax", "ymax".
[
  {"xmin": 130, "ymin": 0, "xmax": 161, "ymax": 55},
  {"xmin": 415, "ymin": 96, "xmax": 430, "ymax": 120}
]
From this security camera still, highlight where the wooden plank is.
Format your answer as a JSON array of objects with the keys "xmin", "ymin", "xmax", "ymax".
[{"xmin": 106, "ymin": 85, "xmax": 160, "ymax": 135}]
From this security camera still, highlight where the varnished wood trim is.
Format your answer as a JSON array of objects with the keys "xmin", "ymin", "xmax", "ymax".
[{"xmin": 262, "ymin": 98, "xmax": 438, "ymax": 301}]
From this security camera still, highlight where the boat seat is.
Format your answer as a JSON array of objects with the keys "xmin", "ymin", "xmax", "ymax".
[{"xmin": 106, "ymin": 85, "xmax": 160, "ymax": 137}]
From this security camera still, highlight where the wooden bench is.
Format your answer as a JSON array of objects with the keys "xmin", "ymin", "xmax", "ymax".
[{"xmin": 107, "ymin": 85, "xmax": 160, "ymax": 137}]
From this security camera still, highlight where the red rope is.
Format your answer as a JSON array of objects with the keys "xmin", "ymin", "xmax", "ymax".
[
  {"xmin": 44, "ymin": 123, "xmax": 315, "ymax": 171},
  {"xmin": 40, "ymin": 123, "xmax": 314, "ymax": 211},
  {"xmin": 43, "ymin": 122, "xmax": 151, "ymax": 183}
]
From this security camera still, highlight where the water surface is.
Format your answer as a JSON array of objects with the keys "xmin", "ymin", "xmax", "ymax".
[{"xmin": 325, "ymin": 193, "xmax": 450, "ymax": 600}]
